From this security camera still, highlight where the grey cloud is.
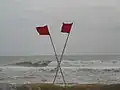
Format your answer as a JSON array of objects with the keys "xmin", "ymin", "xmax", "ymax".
[{"xmin": 0, "ymin": 0, "xmax": 120, "ymax": 55}]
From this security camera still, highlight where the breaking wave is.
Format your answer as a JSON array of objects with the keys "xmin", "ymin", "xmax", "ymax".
[
  {"xmin": 5, "ymin": 59, "xmax": 120, "ymax": 68},
  {"xmin": 1, "ymin": 59, "xmax": 120, "ymax": 84},
  {"xmin": 6, "ymin": 60, "xmax": 52, "ymax": 67}
]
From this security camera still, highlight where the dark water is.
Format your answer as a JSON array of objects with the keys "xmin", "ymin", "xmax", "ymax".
[{"xmin": 0, "ymin": 55, "xmax": 120, "ymax": 65}]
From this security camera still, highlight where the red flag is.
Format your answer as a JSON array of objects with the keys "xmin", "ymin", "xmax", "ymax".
[
  {"xmin": 36, "ymin": 25, "xmax": 50, "ymax": 35},
  {"xmin": 61, "ymin": 23, "xmax": 73, "ymax": 33}
]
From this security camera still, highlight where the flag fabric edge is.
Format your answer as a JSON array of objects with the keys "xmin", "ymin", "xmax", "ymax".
[
  {"xmin": 61, "ymin": 22, "xmax": 73, "ymax": 33},
  {"xmin": 36, "ymin": 25, "xmax": 50, "ymax": 35}
]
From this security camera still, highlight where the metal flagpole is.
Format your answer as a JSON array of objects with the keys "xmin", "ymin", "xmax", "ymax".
[
  {"xmin": 49, "ymin": 34, "xmax": 66, "ymax": 85},
  {"xmin": 53, "ymin": 33, "xmax": 70, "ymax": 85}
]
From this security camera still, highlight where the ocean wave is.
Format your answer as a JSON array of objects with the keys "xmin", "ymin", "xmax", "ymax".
[
  {"xmin": 5, "ymin": 60, "xmax": 52, "ymax": 67},
  {"xmin": 47, "ymin": 59, "xmax": 120, "ymax": 67},
  {"xmin": 2, "ymin": 59, "xmax": 120, "ymax": 73}
]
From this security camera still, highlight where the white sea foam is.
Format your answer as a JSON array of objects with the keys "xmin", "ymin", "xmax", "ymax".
[{"xmin": 0, "ymin": 58, "xmax": 120, "ymax": 84}]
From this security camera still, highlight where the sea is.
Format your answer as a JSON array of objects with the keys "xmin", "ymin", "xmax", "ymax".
[{"xmin": 0, "ymin": 55, "xmax": 120, "ymax": 85}]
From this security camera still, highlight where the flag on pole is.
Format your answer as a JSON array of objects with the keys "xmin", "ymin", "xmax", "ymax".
[
  {"xmin": 61, "ymin": 23, "xmax": 73, "ymax": 33},
  {"xmin": 36, "ymin": 24, "xmax": 66, "ymax": 85},
  {"xmin": 53, "ymin": 22, "xmax": 73, "ymax": 85},
  {"xmin": 36, "ymin": 25, "xmax": 50, "ymax": 35}
]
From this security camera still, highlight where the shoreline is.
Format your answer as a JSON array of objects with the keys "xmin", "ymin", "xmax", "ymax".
[{"xmin": 16, "ymin": 83, "xmax": 120, "ymax": 90}]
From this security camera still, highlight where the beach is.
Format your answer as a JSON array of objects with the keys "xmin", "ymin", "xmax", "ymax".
[{"xmin": 16, "ymin": 83, "xmax": 120, "ymax": 90}]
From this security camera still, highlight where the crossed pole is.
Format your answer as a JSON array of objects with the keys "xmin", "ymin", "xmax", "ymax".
[
  {"xmin": 53, "ymin": 33, "xmax": 70, "ymax": 86},
  {"xmin": 49, "ymin": 34, "xmax": 66, "ymax": 85},
  {"xmin": 36, "ymin": 22, "xmax": 73, "ymax": 86},
  {"xmin": 53, "ymin": 23, "xmax": 73, "ymax": 86}
]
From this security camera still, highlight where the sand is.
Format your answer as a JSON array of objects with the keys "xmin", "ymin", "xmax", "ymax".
[{"xmin": 16, "ymin": 83, "xmax": 120, "ymax": 90}]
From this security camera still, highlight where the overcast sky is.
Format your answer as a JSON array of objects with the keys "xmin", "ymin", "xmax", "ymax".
[{"xmin": 0, "ymin": 0, "xmax": 120, "ymax": 56}]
